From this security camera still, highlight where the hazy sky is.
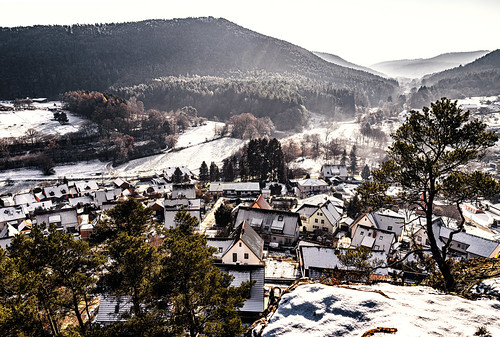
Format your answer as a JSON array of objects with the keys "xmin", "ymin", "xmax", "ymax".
[{"xmin": 1, "ymin": 0, "xmax": 498, "ymax": 66}]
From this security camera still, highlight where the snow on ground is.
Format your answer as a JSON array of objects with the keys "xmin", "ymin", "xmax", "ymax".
[
  {"xmin": 0, "ymin": 160, "xmax": 108, "ymax": 181},
  {"xmin": 115, "ymin": 136, "xmax": 245, "ymax": 176},
  {"xmin": 473, "ymin": 277, "xmax": 500, "ymax": 297},
  {"xmin": 260, "ymin": 283, "xmax": 500, "ymax": 337},
  {"xmin": 0, "ymin": 101, "xmax": 85, "ymax": 138},
  {"xmin": 175, "ymin": 121, "xmax": 225, "ymax": 148}
]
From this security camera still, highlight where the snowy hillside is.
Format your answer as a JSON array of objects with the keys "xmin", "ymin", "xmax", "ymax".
[{"xmin": 256, "ymin": 282, "xmax": 500, "ymax": 337}]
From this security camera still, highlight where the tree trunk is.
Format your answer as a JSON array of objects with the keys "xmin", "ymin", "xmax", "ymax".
[
  {"xmin": 72, "ymin": 292, "xmax": 86, "ymax": 334},
  {"xmin": 425, "ymin": 209, "xmax": 456, "ymax": 291}
]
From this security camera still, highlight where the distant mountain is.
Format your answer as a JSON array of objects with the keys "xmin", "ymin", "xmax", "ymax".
[
  {"xmin": 0, "ymin": 18, "xmax": 397, "ymax": 107},
  {"xmin": 371, "ymin": 50, "xmax": 490, "ymax": 79},
  {"xmin": 408, "ymin": 50, "xmax": 500, "ymax": 108},
  {"xmin": 313, "ymin": 52, "xmax": 385, "ymax": 77}
]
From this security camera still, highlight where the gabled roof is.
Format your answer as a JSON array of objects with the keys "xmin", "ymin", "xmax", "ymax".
[
  {"xmin": 235, "ymin": 207, "xmax": 300, "ymax": 237},
  {"xmin": 229, "ymin": 220, "xmax": 264, "ymax": 259},
  {"xmin": 250, "ymin": 194, "xmax": 272, "ymax": 210},
  {"xmin": 438, "ymin": 225, "xmax": 500, "ymax": 258},
  {"xmin": 295, "ymin": 178, "xmax": 328, "ymax": 187}
]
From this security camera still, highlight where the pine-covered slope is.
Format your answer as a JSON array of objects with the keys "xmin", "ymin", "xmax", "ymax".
[{"xmin": 0, "ymin": 17, "xmax": 397, "ymax": 106}]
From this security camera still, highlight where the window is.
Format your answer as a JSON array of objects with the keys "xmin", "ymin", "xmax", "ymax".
[
  {"xmin": 313, "ymin": 225, "xmax": 319, "ymax": 229},
  {"xmin": 239, "ymin": 242, "xmax": 242, "ymax": 247},
  {"xmin": 360, "ymin": 231, "xmax": 364, "ymax": 235},
  {"xmin": 321, "ymin": 219, "xmax": 325, "ymax": 224},
  {"xmin": 379, "ymin": 236, "xmax": 383, "ymax": 240},
  {"xmin": 322, "ymin": 227, "xmax": 328, "ymax": 232},
  {"xmin": 417, "ymin": 236, "xmax": 422, "ymax": 242},
  {"xmin": 278, "ymin": 215, "xmax": 284, "ymax": 221},
  {"xmin": 317, "ymin": 212, "xmax": 322, "ymax": 216},
  {"xmin": 388, "ymin": 226, "xmax": 393, "ymax": 231},
  {"xmin": 232, "ymin": 253, "xmax": 237, "ymax": 262},
  {"xmin": 315, "ymin": 218, "xmax": 318, "ymax": 223},
  {"xmin": 273, "ymin": 237, "xmax": 276, "ymax": 241},
  {"xmin": 425, "ymin": 239, "xmax": 430, "ymax": 245},
  {"xmin": 244, "ymin": 253, "xmax": 249, "ymax": 259},
  {"xmin": 218, "ymin": 247, "xmax": 223, "ymax": 253}
]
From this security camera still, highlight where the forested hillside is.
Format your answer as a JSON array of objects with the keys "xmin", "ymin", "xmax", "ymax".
[
  {"xmin": 0, "ymin": 17, "xmax": 398, "ymax": 125},
  {"xmin": 409, "ymin": 50, "xmax": 500, "ymax": 107}
]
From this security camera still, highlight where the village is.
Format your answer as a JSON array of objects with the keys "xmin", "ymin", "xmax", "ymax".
[{"xmin": 1, "ymin": 156, "xmax": 499, "ymax": 326}]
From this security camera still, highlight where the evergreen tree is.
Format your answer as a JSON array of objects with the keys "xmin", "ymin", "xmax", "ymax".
[
  {"xmin": 349, "ymin": 145, "xmax": 357, "ymax": 174},
  {"xmin": 222, "ymin": 159, "xmax": 235, "ymax": 182},
  {"xmin": 199, "ymin": 161, "xmax": 209, "ymax": 183},
  {"xmin": 340, "ymin": 149, "xmax": 347, "ymax": 166},
  {"xmin": 358, "ymin": 98, "xmax": 499, "ymax": 291},
  {"xmin": 361, "ymin": 164, "xmax": 371, "ymax": 180},
  {"xmin": 158, "ymin": 211, "xmax": 252, "ymax": 337},
  {"xmin": 172, "ymin": 167, "xmax": 184, "ymax": 184},
  {"xmin": 209, "ymin": 162, "xmax": 220, "ymax": 182}
]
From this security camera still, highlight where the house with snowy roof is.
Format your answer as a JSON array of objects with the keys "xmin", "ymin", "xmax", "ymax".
[
  {"xmin": 350, "ymin": 210, "xmax": 405, "ymax": 241},
  {"xmin": 292, "ymin": 178, "xmax": 329, "ymax": 198},
  {"xmin": 35, "ymin": 207, "xmax": 79, "ymax": 233},
  {"xmin": 207, "ymin": 220, "xmax": 264, "ymax": 265},
  {"xmin": 297, "ymin": 245, "xmax": 388, "ymax": 280},
  {"xmin": 209, "ymin": 182, "xmax": 261, "ymax": 198},
  {"xmin": 43, "ymin": 184, "xmax": 70, "ymax": 201},
  {"xmin": 234, "ymin": 207, "xmax": 301, "ymax": 248},
  {"xmin": 217, "ymin": 264, "xmax": 265, "ymax": 322},
  {"xmin": 171, "ymin": 183, "xmax": 196, "ymax": 199},
  {"xmin": 13, "ymin": 192, "xmax": 37, "ymax": 205},
  {"xmin": 413, "ymin": 218, "xmax": 500, "ymax": 260},
  {"xmin": 350, "ymin": 224, "xmax": 396, "ymax": 254},
  {"xmin": 294, "ymin": 199, "xmax": 342, "ymax": 234},
  {"xmin": 163, "ymin": 198, "xmax": 201, "ymax": 229},
  {"xmin": 0, "ymin": 206, "xmax": 26, "ymax": 231},
  {"xmin": 320, "ymin": 164, "xmax": 348, "ymax": 181}
]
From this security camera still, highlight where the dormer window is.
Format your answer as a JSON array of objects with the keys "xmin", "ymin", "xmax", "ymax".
[{"xmin": 278, "ymin": 215, "xmax": 283, "ymax": 221}]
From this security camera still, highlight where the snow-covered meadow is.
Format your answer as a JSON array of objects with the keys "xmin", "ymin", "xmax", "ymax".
[
  {"xmin": 0, "ymin": 101, "xmax": 85, "ymax": 138},
  {"xmin": 258, "ymin": 282, "xmax": 500, "ymax": 337}
]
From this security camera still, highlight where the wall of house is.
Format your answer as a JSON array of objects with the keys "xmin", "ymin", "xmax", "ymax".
[
  {"xmin": 304, "ymin": 210, "xmax": 334, "ymax": 233},
  {"xmin": 223, "ymin": 240, "xmax": 261, "ymax": 265}
]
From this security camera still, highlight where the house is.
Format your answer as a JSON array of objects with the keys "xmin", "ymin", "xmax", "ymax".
[
  {"xmin": 207, "ymin": 220, "xmax": 264, "ymax": 265},
  {"xmin": 43, "ymin": 184, "xmax": 70, "ymax": 201},
  {"xmin": 217, "ymin": 264, "xmax": 265, "ymax": 322},
  {"xmin": 13, "ymin": 192, "xmax": 37, "ymax": 205},
  {"xmin": 234, "ymin": 207, "xmax": 301, "ymax": 248},
  {"xmin": 114, "ymin": 178, "xmax": 131, "ymax": 190},
  {"xmin": 413, "ymin": 218, "xmax": 500, "ymax": 260},
  {"xmin": 35, "ymin": 208, "xmax": 79, "ymax": 233},
  {"xmin": 164, "ymin": 199, "xmax": 201, "ymax": 229},
  {"xmin": 350, "ymin": 224, "xmax": 396, "ymax": 254},
  {"xmin": 321, "ymin": 164, "xmax": 348, "ymax": 181},
  {"xmin": 297, "ymin": 245, "xmax": 388, "ymax": 280},
  {"xmin": 350, "ymin": 210, "xmax": 405, "ymax": 241},
  {"xmin": 292, "ymin": 178, "xmax": 329, "ymax": 198},
  {"xmin": 74, "ymin": 180, "xmax": 100, "ymax": 195},
  {"xmin": 94, "ymin": 188, "xmax": 122, "ymax": 207},
  {"xmin": 171, "ymin": 184, "xmax": 196, "ymax": 199},
  {"xmin": 164, "ymin": 166, "xmax": 193, "ymax": 182},
  {"xmin": 0, "ymin": 206, "xmax": 26, "ymax": 231},
  {"xmin": 95, "ymin": 295, "xmax": 132, "ymax": 327},
  {"xmin": 294, "ymin": 199, "xmax": 342, "ymax": 234},
  {"xmin": 209, "ymin": 182, "xmax": 261, "ymax": 198}
]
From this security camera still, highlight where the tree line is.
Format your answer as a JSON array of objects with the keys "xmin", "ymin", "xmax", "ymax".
[{"xmin": 0, "ymin": 199, "xmax": 252, "ymax": 337}]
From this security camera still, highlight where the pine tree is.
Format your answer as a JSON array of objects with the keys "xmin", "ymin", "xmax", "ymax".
[
  {"xmin": 340, "ymin": 149, "xmax": 347, "ymax": 166},
  {"xmin": 158, "ymin": 211, "xmax": 252, "ymax": 337},
  {"xmin": 210, "ymin": 161, "xmax": 220, "ymax": 182},
  {"xmin": 349, "ymin": 145, "xmax": 357, "ymax": 174},
  {"xmin": 361, "ymin": 164, "xmax": 371, "ymax": 180},
  {"xmin": 199, "ymin": 161, "xmax": 209, "ymax": 183}
]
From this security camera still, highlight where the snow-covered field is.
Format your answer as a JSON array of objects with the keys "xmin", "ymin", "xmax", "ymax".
[
  {"xmin": 116, "ymin": 136, "xmax": 245, "ymax": 176},
  {"xmin": 0, "ymin": 101, "xmax": 85, "ymax": 138},
  {"xmin": 259, "ymin": 282, "xmax": 500, "ymax": 337}
]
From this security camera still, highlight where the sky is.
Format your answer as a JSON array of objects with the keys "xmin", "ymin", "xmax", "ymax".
[{"xmin": 0, "ymin": 0, "xmax": 499, "ymax": 66}]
